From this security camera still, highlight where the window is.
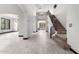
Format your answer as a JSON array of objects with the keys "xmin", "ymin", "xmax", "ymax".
[
  {"xmin": 5, "ymin": 19, "xmax": 10, "ymax": 29},
  {"xmin": 1, "ymin": 18, "xmax": 5, "ymax": 29},
  {"xmin": 1, "ymin": 18, "xmax": 10, "ymax": 30}
]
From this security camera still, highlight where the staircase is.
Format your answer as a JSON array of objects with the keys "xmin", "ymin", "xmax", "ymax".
[
  {"xmin": 48, "ymin": 13, "xmax": 66, "ymax": 34},
  {"xmin": 48, "ymin": 10, "xmax": 70, "ymax": 50}
]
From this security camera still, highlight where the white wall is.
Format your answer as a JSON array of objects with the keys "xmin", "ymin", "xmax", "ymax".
[
  {"xmin": 28, "ymin": 16, "xmax": 36, "ymax": 35},
  {"xmin": 66, "ymin": 5, "xmax": 79, "ymax": 53},
  {"xmin": 53, "ymin": 4, "xmax": 79, "ymax": 53},
  {"xmin": 47, "ymin": 15, "xmax": 53, "ymax": 33},
  {"xmin": 25, "ymin": 5, "xmax": 36, "ymax": 36},
  {"xmin": 18, "ymin": 14, "xmax": 28, "ymax": 38},
  {"xmin": 53, "ymin": 5, "xmax": 67, "ymax": 29},
  {"xmin": 33, "ymin": 16, "xmax": 36, "ymax": 32},
  {"xmin": 22, "ymin": 14, "xmax": 28, "ymax": 38},
  {"xmin": 18, "ymin": 4, "xmax": 36, "ymax": 38},
  {"xmin": 24, "ymin": 14, "xmax": 36, "ymax": 37},
  {"xmin": 27, "ymin": 15, "xmax": 34, "ymax": 37}
]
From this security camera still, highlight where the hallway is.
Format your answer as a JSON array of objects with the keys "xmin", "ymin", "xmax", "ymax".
[{"xmin": 0, "ymin": 30, "xmax": 73, "ymax": 54}]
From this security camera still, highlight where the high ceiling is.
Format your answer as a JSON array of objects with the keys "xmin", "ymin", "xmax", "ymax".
[
  {"xmin": 36, "ymin": 4, "xmax": 54, "ymax": 13},
  {"xmin": 17, "ymin": 4, "xmax": 54, "ymax": 21},
  {"xmin": 18, "ymin": 4, "xmax": 54, "ymax": 16},
  {"xmin": 36, "ymin": 4, "xmax": 54, "ymax": 20}
]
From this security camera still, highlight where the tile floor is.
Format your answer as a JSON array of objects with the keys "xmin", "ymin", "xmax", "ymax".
[{"xmin": 0, "ymin": 30, "xmax": 74, "ymax": 54}]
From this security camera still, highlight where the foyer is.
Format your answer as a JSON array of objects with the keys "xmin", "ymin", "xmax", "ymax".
[{"xmin": 0, "ymin": 4, "xmax": 79, "ymax": 54}]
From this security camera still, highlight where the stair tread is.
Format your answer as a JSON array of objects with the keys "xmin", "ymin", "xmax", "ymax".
[{"xmin": 57, "ymin": 34, "xmax": 67, "ymax": 39}]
